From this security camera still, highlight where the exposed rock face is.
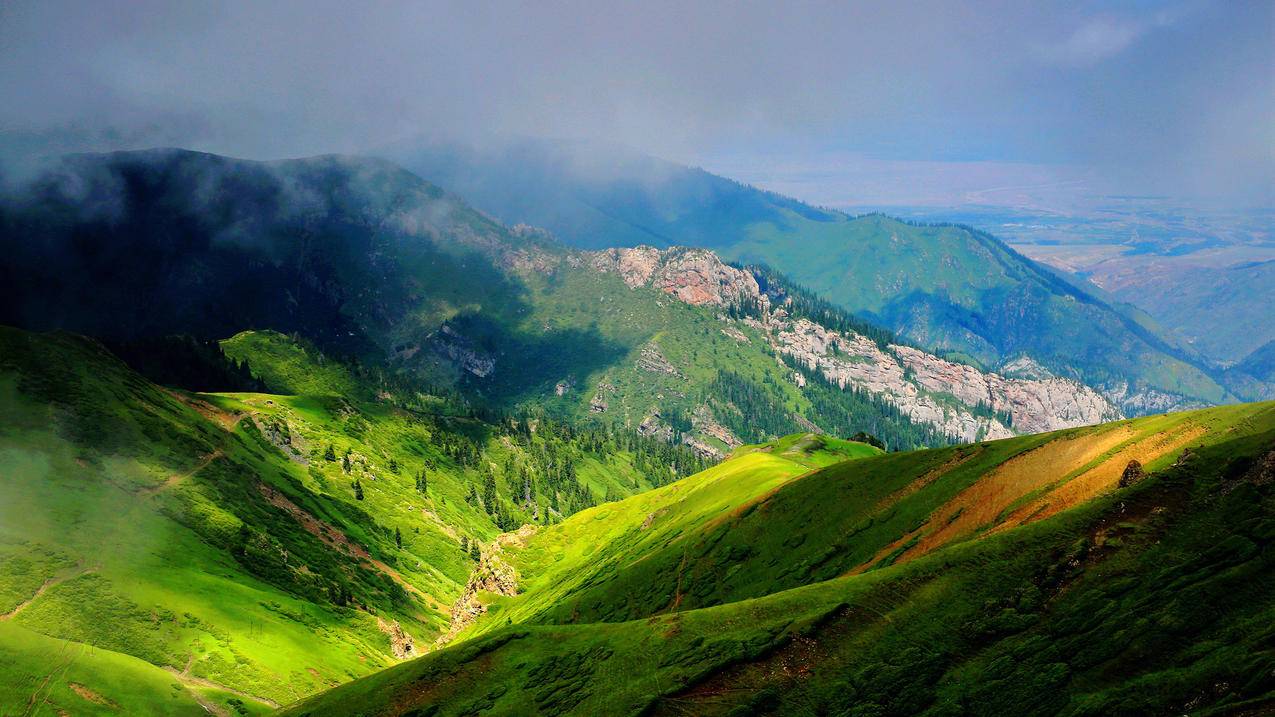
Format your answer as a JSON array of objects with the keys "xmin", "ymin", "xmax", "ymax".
[
  {"xmin": 439, "ymin": 530, "xmax": 529, "ymax": 646},
  {"xmin": 892, "ymin": 346, "xmax": 1116, "ymax": 435},
  {"xmin": 1100, "ymin": 382, "xmax": 1204, "ymax": 416},
  {"xmin": 376, "ymin": 618, "xmax": 415, "ymax": 659},
  {"xmin": 592, "ymin": 247, "xmax": 760, "ymax": 306},
  {"xmin": 590, "ymin": 246, "xmax": 663, "ymax": 288},
  {"xmin": 637, "ymin": 343, "xmax": 681, "ymax": 376},
  {"xmin": 1118, "ymin": 459, "xmax": 1146, "ymax": 488},
  {"xmin": 693, "ymin": 404, "xmax": 742, "ymax": 449},
  {"xmin": 432, "ymin": 324, "xmax": 495, "ymax": 378},
  {"xmin": 638, "ymin": 413, "xmax": 674, "ymax": 441},
  {"xmin": 594, "ymin": 245, "xmax": 1122, "ymax": 442}
]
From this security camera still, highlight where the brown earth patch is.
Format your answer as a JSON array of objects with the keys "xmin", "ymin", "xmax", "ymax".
[
  {"xmin": 68, "ymin": 682, "xmax": 116, "ymax": 707},
  {"xmin": 998, "ymin": 423, "xmax": 1206, "ymax": 530},
  {"xmin": 163, "ymin": 388, "xmax": 244, "ymax": 431},
  {"xmin": 884, "ymin": 427, "xmax": 1136, "ymax": 567},
  {"xmin": 142, "ymin": 449, "xmax": 223, "ymax": 496}
]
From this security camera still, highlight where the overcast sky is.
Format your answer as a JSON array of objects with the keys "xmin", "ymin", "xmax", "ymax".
[{"xmin": 1, "ymin": 0, "xmax": 1271, "ymax": 207}]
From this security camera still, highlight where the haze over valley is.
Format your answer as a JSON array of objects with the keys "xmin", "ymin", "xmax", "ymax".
[{"xmin": 0, "ymin": 2, "xmax": 1272, "ymax": 716}]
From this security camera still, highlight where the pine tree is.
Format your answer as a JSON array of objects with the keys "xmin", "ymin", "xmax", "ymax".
[
  {"xmin": 353, "ymin": 479, "xmax": 364, "ymax": 501},
  {"xmin": 394, "ymin": 526, "xmax": 402, "ymax": 549},
  {"xmin": 460, "ymin": 536, "xmax": 468, "ymax": 554},
  {"xmin": 482, "ymin": 471, "xmax": 498, "ymax": 513},
  {"xmin": 469, "ymin": 543, "xmax": 481, "ymax": 561},
  {"xmin": 324, "ymin": 443, "xmax": 337, "ymax": 462}
]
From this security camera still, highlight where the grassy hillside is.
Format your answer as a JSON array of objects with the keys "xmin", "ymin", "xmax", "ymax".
[
  {"xmin": 283, "ymin": 400, "xmax": 1275, "ymax": 716},
  {"xmin": 387, "ymin": 140, "xmax": 1239, "ymax": 414},
  {"xmin": 0, "ymin": 149, "xmax": 958, "ymax": 454},
  {"xmin": 0, "ymin": 326, "xmax": 705, "ymax": 715}
]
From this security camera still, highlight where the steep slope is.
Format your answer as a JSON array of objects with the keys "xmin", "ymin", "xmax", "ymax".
[
  {"xmin": 1226, "ymin": 340, "xmax": 1275, "ymax": 402},
  {"xmin": 281, "ymin": 400, "xmax": 1275, "ymax": 717},
  {"xmin": 386, "ymin": 139, "xmax": 1238, "ymax": 414},
  {"xmin": 0, "ymin": 326, "xmax": 701, "ymax": 714},
  {"xmin": 0, "ymin": 149, "xmax": 1111, "ymax": 451},
  {"xmin": 576, "ymin": 247, "xmax": 1118, "ymax": 444}
]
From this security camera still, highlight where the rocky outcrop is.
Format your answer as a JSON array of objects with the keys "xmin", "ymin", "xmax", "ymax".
[
  {"xmin": 637, "ymin": 343, "xmax": 681, "ymax": 376},
  {"xmin": 1100, "ymin": 382, "xmax": 1204, "ymax": 416},
  {"xmin": 892, "ymin": 346, "xmax": 1116, "ymax": 434},
  {"xmin": 592, "ymin": 247, "xmax": 761, "ymax": 307},
  {"xmin": 638, "ymin": 413, "xmax": 674, "ymax": 441},
  {"xmin": 593, "ymin": 245, "xmax": 1121, "ymax": 442},
  {"xmin": 438, "ymin": 528, "xmax": 532, "ymax": 646},
  {"xmin": 376, "ymin": 618, "xmax": 415, "ymax": 659},
  {"xmin": 590, "ymin": 246, "xmax": 663, "ymax": 288},
  {"xmin": 432, "ymin": 324, "xmax": 495, "ymax": 378},
  {"xmin": 1118, "ymin": 459, "xmax": 1145, "ymax": 488},
  {"xmin": 692, "ymin": 404, "xmax": 742, "ymax": 449}
]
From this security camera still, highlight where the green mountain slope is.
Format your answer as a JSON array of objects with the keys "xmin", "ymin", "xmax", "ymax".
[
  {"xmin": 0, "ymin": 326, "xmax": 703, "ymax": 714},
  {"xmin": 283, "ymin": 400, "xmax": 1275, "ymax": 716},
  {"xmin": 0, "ymin": 148, "xmax": 1053, "ymax": 454},
  {"xmin": 386, "ymin": 140, "xmax": 1238, "ymax": 414}
]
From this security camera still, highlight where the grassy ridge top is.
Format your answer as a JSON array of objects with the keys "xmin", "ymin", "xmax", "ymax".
[
  {"xmin": 284, "ymin": 400, "xmax": 1275, "ymax": 716},
  {"xmin": 0, "ymin": 325, "xmax": 703, "ymax": 715}
]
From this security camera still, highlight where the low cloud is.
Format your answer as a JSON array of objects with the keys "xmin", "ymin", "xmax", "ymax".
[{"xmin": 0, "ymin": 1, "xmax": 1269, "ymax": 207}]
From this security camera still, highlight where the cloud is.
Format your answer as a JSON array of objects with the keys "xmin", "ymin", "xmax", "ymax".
[
  {"xmin": 1037, "ymin": 16, "xmax": 1148, "ymax": 67},
  {"xmin": 0, "ymin": 0, "xmax": 1269, "ymax": 206}
]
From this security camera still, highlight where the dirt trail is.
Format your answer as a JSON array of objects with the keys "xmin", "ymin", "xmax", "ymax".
[
  {"xmin": 22, "ymin": 641, "xmax": 85, "ymax": 717},
  {"xmin": 161, "ymin": 666, "xmax": 282, "ymax": 711},
  {"xmin": 163, "ymin": 389, "xmax": 246, "ymax": 431},
  {"xmin": 141, "ymin": 449, "xmax": 224, "ymax": 496},
  {"xmin": 1, "ymin": 565, "xmax": 98, "ymax": 622},
  {"xmin": 256, "ymin": 483, "xmax": 438, "ymax": 610}
]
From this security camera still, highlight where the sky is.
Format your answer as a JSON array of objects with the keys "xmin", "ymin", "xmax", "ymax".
[{"xmin": 0, "ymin": 0, "xmax": 1271, "ymax": 207}]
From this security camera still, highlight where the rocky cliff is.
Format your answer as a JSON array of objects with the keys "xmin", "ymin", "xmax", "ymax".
[{"xmin": 592, "ymin": 246, "xmax": 1120, "ymax": 443}]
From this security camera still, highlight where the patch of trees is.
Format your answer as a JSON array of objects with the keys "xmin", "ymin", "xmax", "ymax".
[
  {"xmin": 708, "ymin": 363, "xmax": 947, "ymax": 452},
  {"xmin": 106, "ymin": 335, "xmax": 268, "ymax": 392}
]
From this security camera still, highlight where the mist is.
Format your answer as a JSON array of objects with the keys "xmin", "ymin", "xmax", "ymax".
[{"xmin": 1, "ymin": 0, "xmax": 1271, "ymax": 206}]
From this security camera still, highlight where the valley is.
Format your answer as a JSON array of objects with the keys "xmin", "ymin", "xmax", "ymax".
[
  {"xmin": 1, "ymin": 5, "xmax": 1270, "ymax": 715},
  {"xmin": 0, "ymin": 149, "xmax": 1268, "ymax": 717}
]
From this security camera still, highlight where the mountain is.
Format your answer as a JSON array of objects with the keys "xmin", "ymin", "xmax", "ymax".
[
  {"xmin": 283, "ymin": 400, "xmax": 1275, "ymax": 716},
  {"xmin": 0, "ymin": 324, "xmax": 708, "ymax": 714},
  {"xmin": 863, "ymin": 202, "xmax": 1275, "ymax": 369},
  {"xmin": 0, "ymin": 149, "xmax": 1114, "ymax": 452},
  {"xmin": 1097, "ymin": 258, "xmax": 1275, "ymax": 367},
  {"xmin": 384, "ymin": 139, "xmax": 1245, "ymax": 414}
]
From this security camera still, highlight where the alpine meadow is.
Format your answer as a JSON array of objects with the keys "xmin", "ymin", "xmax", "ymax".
[{"xmin": 0, "ymin": 2, "xmax": 1272, "ymax": 716}]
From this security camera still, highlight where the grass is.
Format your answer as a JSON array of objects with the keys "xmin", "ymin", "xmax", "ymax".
[
  {"xmin": 283, "ymin": 400, "xmax": 1275, "ymax": 716},
  {"xmin": 0, "ymin": 325, "xmax": 706, "ymax": 713}
]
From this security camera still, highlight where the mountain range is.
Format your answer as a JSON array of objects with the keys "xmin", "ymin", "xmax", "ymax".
[
  {"xmin": 0, "ymin": 147, "xmax": 1271, "ymax": 716},
  {"xmin": 386, "ymin": 139, "xmax": 1268, "ymax": 414}
]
